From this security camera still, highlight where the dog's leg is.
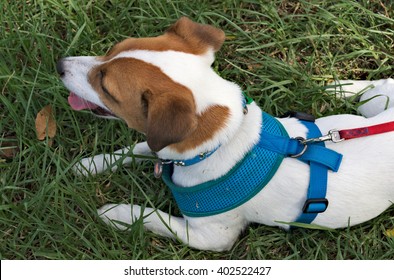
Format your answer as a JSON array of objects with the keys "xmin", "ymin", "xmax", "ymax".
[
  {"xmin": 73, "ymin": 142, "xmax": 151, "ymax": 176},
  {"xmin": 358, "ymin": 78, "xmax": 394, "ymax": 117},
  {"xmin": 329, "ymin": 79, "xmax": 394, "ymax": 117},
  {"xmin": 98, "ymin": 204, "xmax": 244, "ymax": 251},
  {"xmin": 329, "ymin": 80, "xmax": 379, "ymax": 98}
]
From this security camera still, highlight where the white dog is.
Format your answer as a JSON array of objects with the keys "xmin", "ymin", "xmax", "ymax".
[{"xmin": 57, "ymin": 17, "xmax": 394, "ymax": 251}]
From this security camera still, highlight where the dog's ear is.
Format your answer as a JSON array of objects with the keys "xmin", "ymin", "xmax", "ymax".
[
  {"xmin": 143, "ymin": 90, "xmax": 198, "ymax": 152},
  {"xmin": 166, "ymin": 17, "xmax": 225, "ymax": 53}
]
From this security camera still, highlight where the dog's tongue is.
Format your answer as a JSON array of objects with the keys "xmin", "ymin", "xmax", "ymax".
[{"xmin": 68, "ymin": 92, "xmax": 98, "ymax": 111}]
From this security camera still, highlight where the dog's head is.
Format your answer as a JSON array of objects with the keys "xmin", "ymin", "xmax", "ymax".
[{"xmin": 57, "ymin": 17, "xmax": 243, "ymax": 156}]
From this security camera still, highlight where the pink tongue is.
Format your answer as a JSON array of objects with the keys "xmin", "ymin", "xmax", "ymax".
[{"xmin": 68, "ymin": 92, "xmax": 99, "ymax": 111}]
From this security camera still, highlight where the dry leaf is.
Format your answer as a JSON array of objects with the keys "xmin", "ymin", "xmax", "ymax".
[
  {"xmin": 385, "ymin": 228, "xmax": 394, "ymax": 238},
  {"xmin": 247, "ymin": 63, "xmax": 262, "ymax": 71},
  {"xmin": 0, "ymin": 136, "xmax": 19, "ymax": 159},
  {"xmin": 35, "ymin": 105, "xmax": 56, "ymax": 141}
]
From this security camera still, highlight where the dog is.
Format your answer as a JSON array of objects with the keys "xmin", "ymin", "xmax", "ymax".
[{"xmin": 57, "ymin": 17, "xmax": 394, "ymax": 251}]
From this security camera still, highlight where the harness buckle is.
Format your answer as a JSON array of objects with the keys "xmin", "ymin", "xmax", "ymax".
[{"xmin": 302, "ymin": 198, "xmax": 329, "ymax": 214}]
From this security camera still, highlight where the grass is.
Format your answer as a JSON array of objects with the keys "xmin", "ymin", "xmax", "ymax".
[{"xmin": 1, "ymin": 0, "xmax": 394, "ymax": 259}]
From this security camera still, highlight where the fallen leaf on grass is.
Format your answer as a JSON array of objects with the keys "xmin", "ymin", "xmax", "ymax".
[
  {"xmin": 247, "ymin": 63, "xmax": 262, "ymax": 71},
  {"xmin": 35, "ymin": 105, "xmax": 56, "ymax": 141},
  {"xmin": 0, "ymin": 136, "xmax": 19, "ymax": 159}
]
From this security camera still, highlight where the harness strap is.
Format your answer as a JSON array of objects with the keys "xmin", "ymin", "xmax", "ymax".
[
  {"xmin": 259, "ymin": 119, "xmax": 343, "ymax": 224},
  {"xmin": 299, "ymin": 145, "xmax": 342, "ymax": 172},
  {"xmin": 296, "ymin": 121, "xmax": 330, "ymax": 224},
  {"xmin": 258, "ymin": 132, "xmax": 342, "ymax": 171}
]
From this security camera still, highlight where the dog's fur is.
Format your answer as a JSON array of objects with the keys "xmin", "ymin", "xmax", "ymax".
[{"xmin": 57, "ymin": 17, "xmax": 394, "ymax": 251}]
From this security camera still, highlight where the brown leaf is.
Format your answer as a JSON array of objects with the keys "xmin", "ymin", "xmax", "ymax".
[
  {"xmin": 35, "ymin": 105, "xmax": 56, "ymax": 141},
  {"xmin": 247, "ymin": 63, "xmax": 262, "ymax": 71},
  {"xmin": 0, "ymin": 136, "xmax": 19, "ymax": 159}
]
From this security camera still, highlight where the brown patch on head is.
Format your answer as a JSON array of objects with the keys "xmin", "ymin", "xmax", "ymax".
[
  {"xmin": 89, "ymin": 58, "xmax": 196, "ymax": 150},
  {"xmin": 104, "ymin": 17, "xmax": 225, "ymax": 60},
  {"xmin": 166, "ymin": 17, "xmax": 225, "ymax": 53}
]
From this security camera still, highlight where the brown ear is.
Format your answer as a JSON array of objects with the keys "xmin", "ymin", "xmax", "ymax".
[
  {"xmin": 166, "ymin": 17, "xmax": 225, "ymax": 52},
  {"xmin": 144, "ymin": 90, "xmax": 198, "ymax": 152}
]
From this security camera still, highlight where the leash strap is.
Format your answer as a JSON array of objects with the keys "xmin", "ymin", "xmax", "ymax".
[{"xmin": 339, "ymin": 121, "xmax": 394, "ymax": 140}]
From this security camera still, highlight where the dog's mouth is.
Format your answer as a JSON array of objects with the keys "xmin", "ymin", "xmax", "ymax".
[{"xmin": 68, "ymin": 92, "xmax": 116, "ymax": 118}]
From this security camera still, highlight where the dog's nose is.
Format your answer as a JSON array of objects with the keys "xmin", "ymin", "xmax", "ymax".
[{"xmin": 56, "ymin": 58, "xmax": 65, "ymax": 76}]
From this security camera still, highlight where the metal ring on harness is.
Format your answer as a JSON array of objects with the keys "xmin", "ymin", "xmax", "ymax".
[{"xmin": 290, "ymin": 137, "xmax": 308, "ymax": 158}]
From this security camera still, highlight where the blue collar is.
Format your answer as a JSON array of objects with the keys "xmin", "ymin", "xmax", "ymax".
[{"xmin": 163, "ymin": 146, "xmax": 220, "ymax": 167}]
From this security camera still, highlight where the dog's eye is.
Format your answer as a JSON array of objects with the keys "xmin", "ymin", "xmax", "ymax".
[
  {"xmin": 99, "ymin": 70, "xmax": 106, "ymax": 81},
  {"xmin": 99, "ymin": 70, "xmax": 119, "ymax": 104},
  {"xmin": 98, "ymin": 70, "xmax": 105, "ymax": 85},
  {"xmin": 99, "ymin": 70, "xmax": 109, "ymax": 94}
]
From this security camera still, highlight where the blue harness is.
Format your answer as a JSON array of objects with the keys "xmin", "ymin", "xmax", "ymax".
[{"xmin": 162, "ymin": 111, "xmax": 343, "ymax": 225}]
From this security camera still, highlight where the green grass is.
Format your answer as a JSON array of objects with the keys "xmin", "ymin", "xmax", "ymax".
[{"xmin": 1, "ymin": 0, "xmax": 394, "ymax": 259}]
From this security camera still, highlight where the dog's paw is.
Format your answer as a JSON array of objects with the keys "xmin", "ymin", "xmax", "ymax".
[
  {"xmin": 72, "ymin": 144, "xmax": 151, "ymax": 177},
  {"xmin": 132, "ymin": 142, "xmax": 151, "ymax": 156},
  {"xmin": 98, "ymin": 204, "xmax": 137, "ymax": 230},
  {"xmin": 72, "ymin": 154, "xmax": 115, "ymax": 176},
  {"xmin": 73, "ymin": 151, "xmax": 128, "ymax": 176}
]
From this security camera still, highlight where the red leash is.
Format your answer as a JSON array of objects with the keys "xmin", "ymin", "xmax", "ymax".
[
  {"xmin": 339, "ymin": 121, "xmax": 394, "ymax": 140},
  {"xmin": 303, "ymin": 120, "xmax": 394, "ymax": 144}
]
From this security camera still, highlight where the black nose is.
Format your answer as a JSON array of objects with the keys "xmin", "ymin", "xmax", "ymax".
[{"xmin": 56, "ymin": 58, "xmax": 65, "ymax": 76}]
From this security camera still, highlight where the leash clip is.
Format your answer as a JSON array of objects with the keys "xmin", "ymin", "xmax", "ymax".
[
  {"xmin": 290, "ymin": 129, "xmax": 344, "ymax": 158},
  {"xmin": 305, "ymin": 129, "xmax": 344, "ymax": 144}
]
